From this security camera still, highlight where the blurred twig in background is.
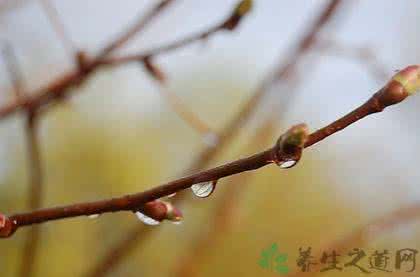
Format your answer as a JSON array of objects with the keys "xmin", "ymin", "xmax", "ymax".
[
  {"xmin": 2, "ymin": 42, "xmax": 43, "ymax": 277},
  {"xmin": 38, "ymin": 0, "xmax": 76, "ymax": 57},
  {"xmin": 289, "ymin": 203, "xmax": 420, "ymax": 277},
  {"xmin": 315, "ymin": 38, "xmax": 389, "ymax": 82},
  {"xmin": 141, "ymin": 58, "xmax": 217, "ymax": 144}
]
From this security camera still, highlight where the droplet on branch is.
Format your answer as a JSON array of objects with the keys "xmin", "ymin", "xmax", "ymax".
[
  {"xmin": 135, "ymin": 211, "xmax": 161, "ymax": 225},
  {"xmin": 88, "ymin": 214, "xmax": 100, "ymax": 219},
  {"xmin": 191, "ymin": 180, "xmax": 217, "ymax": 198},
  {"xmin": 273, "ymin": 123, "xmax": 309, "ymax": 169}
]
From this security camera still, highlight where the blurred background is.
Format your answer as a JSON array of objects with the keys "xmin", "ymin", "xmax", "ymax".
[{"xmin": 0, "ymin": 0, "xmax": 420, "ymax": 276}]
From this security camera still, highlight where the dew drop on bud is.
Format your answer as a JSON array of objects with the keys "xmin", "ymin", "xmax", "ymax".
[
  {"xmin": 279, "ymin": 160, "xmax": 297, "ymax": 169},
  {"xmin": 135, "ymin": 211, "xmax": 160, "ymax": 226},
  {"xmin": 191, "ymin": 180, "xmax": 216, "ymax": 198},
  {"xmin": 88, "ymin": 214, "xmax": 100, "ymax": 219}
]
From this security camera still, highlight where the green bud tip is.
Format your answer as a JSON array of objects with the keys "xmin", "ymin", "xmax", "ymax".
[
  {"xmin": 281, "ymin": 123, "xmax": 309, "ymax": 148},
  {"xmin": 235, "ymin": 0, "xmax": 253, "ymax": 16},
  {"xmin": 391, "ymin": 65, "xmax": 420, "ymax": 95}
]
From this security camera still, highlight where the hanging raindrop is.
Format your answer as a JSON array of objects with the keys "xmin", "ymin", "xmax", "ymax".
[
  {"xmin": 135, "ymin": 211, "xmax": 160, "ymax": 226},
  {"xmin": 88, "ymin": 214, "xmax": 100, "ymax": 219},
  {"xmin": 279, "ymin": 160, "xmax": 297, "ymax": 169},
  {"xmin": 191, "ymin": 180, "xmax": 217, "ymax": 198}
]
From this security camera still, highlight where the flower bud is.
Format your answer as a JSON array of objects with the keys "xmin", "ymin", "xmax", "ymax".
[
  {"xmin": 392, "ymin": 65, "xmax": 420, "ymax": 95},
  {"xmin": 273, "ymin": 123, "xmax": 309, "ymax": 168},
  {"xmin": 0, "ymin": 213, "xmax": 15, "ymax": 238}
]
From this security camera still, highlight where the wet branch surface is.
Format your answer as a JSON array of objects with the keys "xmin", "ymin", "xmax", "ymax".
[{"xmin": 2, "ymin": 68, "xmax": 417, "ymax": 237}]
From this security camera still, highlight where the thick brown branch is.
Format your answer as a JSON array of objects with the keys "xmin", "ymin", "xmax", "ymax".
[{"xmin": 2, "ymin": 65, "xmax": 417, "ymax": 237}]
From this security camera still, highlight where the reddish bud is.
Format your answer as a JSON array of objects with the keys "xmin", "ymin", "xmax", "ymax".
[
  {"xmin": 163, "ymin": 201, "xmax": 183, "ymax": 222},
  {"xmin": 374, "ymin": 65, "xmax": 420, "ymax": 108},
  {"xmin": 139, "ymin": 200, "xmax": 183, "ymax": 223},
  {"xmin": 273, "ymin": 123, "xmax": 309, "ymax": 168},
  {"xmin": 0, "ymin": 213, "xmax": 16, "ymax": 238}
]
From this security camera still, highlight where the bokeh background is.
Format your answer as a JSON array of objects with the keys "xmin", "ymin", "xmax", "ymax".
[{"xmin": 1, "ymin": 0, "xmax": 420, "ymax": 276}]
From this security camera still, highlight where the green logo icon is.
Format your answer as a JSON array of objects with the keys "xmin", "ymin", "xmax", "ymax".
[{"xmin": 259, "ymin": 243, "xmax": 289, "ymax": 275}]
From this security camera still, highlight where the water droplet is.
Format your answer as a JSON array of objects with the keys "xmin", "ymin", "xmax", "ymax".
[
  {"xmin": 172, "ymin": 221, "xmax": 182, "ymax": 225},
  {"xmin": 191, "ymin": 181, "xmax": 216, "ymax": 198},
  {"xmin": 167, "ymin": 192, "xmax": 177, "ymax": 198},
  {"xmin": 135, "ymin": 211, "xmax": 160, "ymax": 225},
  {"xmin": 279, "ymin": 160, "xmax": 297, "ymax": 169},
  {"xmin": 88, "ymin": 214, "xmax": 100, "ymax": 219}
]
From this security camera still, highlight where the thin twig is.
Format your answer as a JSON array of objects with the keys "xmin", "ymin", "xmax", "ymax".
[
  {"xmin": 39, "ymin": 0, "xmax": 76, "ymax": 57},
  {"xmin": 0, "ymin": 0, "xmax": 176, "ymax": 119},
  {"xmin": 141, "ymin": 58, "xmax": 216, "ymax": 141},
  {"xmin": 1, "ymin": 43, "xmax": 24, "ymax": 99},
  {"xmin": 2, "ymin": 64, "xmax": 417, "ymax": 236},
  {"xmin": 2, "ymin": 42, "xmax": 44, "ymax": 277},
  {"xmin": 102, "ymin": 0, "xmax": 252, "ymax": 66},
  {"xmin": 19, "ymin": 111, "xmax": 43, "ymax": 277},
  {"xmin": 315, "ymin": 38, "xmax": 389, "ymax": 82}
]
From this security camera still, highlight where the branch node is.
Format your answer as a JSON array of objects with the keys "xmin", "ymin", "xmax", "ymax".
[
  {"xmin": 0, "ymin": 213, "xmax": 17, "ymax": 238},
  {"xmin": 273, "ymin": 123, "xmax": 309, "ymax": 168}
]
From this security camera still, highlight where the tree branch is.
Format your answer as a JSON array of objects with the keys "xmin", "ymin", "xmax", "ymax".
[
  {"xmin": 1, "ymin": 64, "xmax": 418, "ymax": 237},
  {"xmin": 86, "ymin": 1, "xmax": 344, "ymax": 274},
  {"xmin": 102, "ymin": 0, "xmax": 253, "ymax": 66},
  {"xmin": 0, "ymin": 0, "xmax": 176, "ymax": 120}
]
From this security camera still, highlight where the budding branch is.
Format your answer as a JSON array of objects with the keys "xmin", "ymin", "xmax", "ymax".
[{"xmin": 1, "ymin": 65, "xmax": 418, "ymax": 238}]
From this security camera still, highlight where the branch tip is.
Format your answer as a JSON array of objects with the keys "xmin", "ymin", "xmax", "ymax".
[
  {"xmin": 0, "ymin": 213, "xmax": 16, "ymax": 238},
  {"xmin": 222, "ymin": 0, "xmax": 253, "ymax": 31}
]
